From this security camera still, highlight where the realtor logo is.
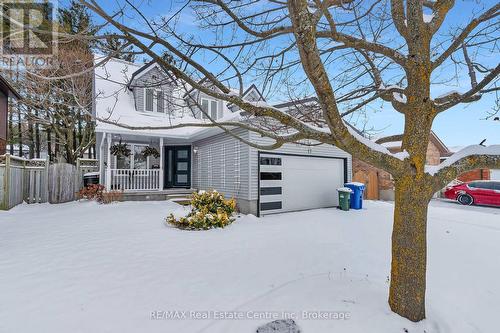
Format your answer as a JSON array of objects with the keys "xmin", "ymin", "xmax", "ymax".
[{"xmin": 0, "ymin": 0, "xmax": 58, "ymax": 68}]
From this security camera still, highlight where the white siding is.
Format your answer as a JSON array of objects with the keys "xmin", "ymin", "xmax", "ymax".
[
  {"xmin": 248, "ymin": 131, "xmax": 352, "ymax": 201},
  {"xmin": 132, "ymin": 67, "xmax": 174, "ymax": 113},
  {"xmin": 192, "ymin": 129, "xmax": 352, "ymax": 204},
  {"xmin": 192, "ymin": 129, "xmax": 250, "ymax": 200}
]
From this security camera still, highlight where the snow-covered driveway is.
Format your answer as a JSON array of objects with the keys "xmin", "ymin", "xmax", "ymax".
[{"xmin": 0, "ymin": 200, "xmax": 498, "ymax": 333}]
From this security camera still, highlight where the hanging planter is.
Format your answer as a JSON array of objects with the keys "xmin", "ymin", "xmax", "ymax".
[
  {"xmin": 110, "ymin": 139, "xmax": 131, "ymax": 157},
  {"xmin": 141, "ymin": 146, "xmax": 160, "ymax": 159}
]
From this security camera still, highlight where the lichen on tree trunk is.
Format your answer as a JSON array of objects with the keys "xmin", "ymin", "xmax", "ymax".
[{"xmin": 389, "ymin": 178, "xmax": 433, "ymax": 322}]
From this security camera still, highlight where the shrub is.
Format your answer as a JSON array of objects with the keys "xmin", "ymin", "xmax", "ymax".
[
  {"xmin": 77, "ymin": 184, "xmax": 105, "ymax": 201},
  {"xmin": 77, "ymin": 185, "xmax": 123, "ymax": 204},
  {"xmin": 167, "ymin": 190, "xmax": 236, "ymax": 230}
]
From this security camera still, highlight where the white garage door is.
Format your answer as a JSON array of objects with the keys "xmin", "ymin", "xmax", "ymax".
[
  {"xmin": 491, "ymin": 169, "xmax": 500, "ymax": 180},
  {"xmin": 259, "ymin": 153, "xmax": 346, "ymax": 215}
]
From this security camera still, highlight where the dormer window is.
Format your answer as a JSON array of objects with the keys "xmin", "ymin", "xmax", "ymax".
[
  {"xmin": 144, "ymin": 88, "xmax": 165, "ymax": 113},
  {"xmin": 200, "ymin": 97, "xmax": 218, "ymax": 119}
]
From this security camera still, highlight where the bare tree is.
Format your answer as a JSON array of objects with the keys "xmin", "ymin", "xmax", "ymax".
[
  {"xmin": 71, "ymin": 0, "xmax": 500, "ymax": 322},
  {"xmin": 19, "ymin": 42, "xmax": 95, "ymax": 164}
]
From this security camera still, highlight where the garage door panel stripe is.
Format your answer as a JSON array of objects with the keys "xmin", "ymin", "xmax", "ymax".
[
  {"xmin": 260, "ymin": 201, "xmax": 282, "ymax": 211},
  {"xmin": 260, "ymin": 172, "xmax": 282, "ymax": 180},
  {"xmin": 260, "ymin": 187, "xmax": 282, "ymax": 195}
]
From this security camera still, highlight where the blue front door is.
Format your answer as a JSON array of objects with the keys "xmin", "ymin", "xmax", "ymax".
[{"xmin": 164, "ymin": 146, "xmax": 191, "ymax": 188}]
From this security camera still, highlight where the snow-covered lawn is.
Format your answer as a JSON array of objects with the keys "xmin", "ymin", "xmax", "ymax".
[{"xmin": 0, "ymin": 200, "xmax": 499, "ymax": 333}]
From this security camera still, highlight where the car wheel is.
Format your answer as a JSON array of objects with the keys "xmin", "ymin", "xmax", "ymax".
[{"xmin": 457, "ymin": 193, "xmax": 474, "ymax": 205}]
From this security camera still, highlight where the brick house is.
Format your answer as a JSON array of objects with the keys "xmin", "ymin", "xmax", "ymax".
[
  {"xmin": 352, "ymin": 131, "xmax": 490, "ymax": 200},
  {"xmin": 0, "ymin": 75, "xmax": 20, "ymax": 155}
]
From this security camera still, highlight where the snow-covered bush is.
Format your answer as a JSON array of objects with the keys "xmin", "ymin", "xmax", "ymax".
[{"xmin": 166, "ymin": 190, "xmax": 236, "ymax": 230}]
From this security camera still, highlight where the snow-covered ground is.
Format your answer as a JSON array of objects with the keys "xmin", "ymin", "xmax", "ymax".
[{"xmin": 0, "ymin": 200, "xmax": 498, "ymax": 333}]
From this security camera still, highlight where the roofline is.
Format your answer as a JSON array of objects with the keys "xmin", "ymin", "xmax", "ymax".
[
  {"xmin": 127, "ymin": 61, "xmax": 177, "ymax": 89},
  {"xmin": 430, "ymin": 130, "xmax": 451, "ymax": 156},
  {"xmin": 272, "ymin": 96, "xmax": 319, "ymax": 109},
  {"xmin": 182, "ymin": 77, "xmax": 208, "ymax": 98},
  {"xmin": 96, "ymin": 127, "xmax": 194, "ymax": 140},
  {"xmin": 227, "ymin": 84, "xmax": 266, "ymax": 108},
  {"xmin": 96, "ymin": 123, "xmax": 231, "ymax": 141}
]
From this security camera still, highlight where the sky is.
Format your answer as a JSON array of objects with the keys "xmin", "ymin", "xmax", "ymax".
[{"xmin": 91, "ymin": 0, "xmax": 499, "ymax": 148}]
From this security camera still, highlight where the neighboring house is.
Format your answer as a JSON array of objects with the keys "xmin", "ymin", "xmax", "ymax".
[
  {"xmin": 353, "ymin": 132, "xmax": 492, "ymax": 200},
  {"xmin": 447, "ymin": 146, "xmax": 492, "ymax": 183},
  {"xmin": 94, "ymin": 57, "xmax": 352, "ymax": 216},
  {"xmin": 0, "ymin": 75, "xmax": 20, "ymax": 155}
]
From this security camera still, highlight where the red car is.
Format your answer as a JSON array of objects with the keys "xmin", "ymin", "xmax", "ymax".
[{"xmin": 444, "ymin": 181, "xmax": 500, "ymax": 207}]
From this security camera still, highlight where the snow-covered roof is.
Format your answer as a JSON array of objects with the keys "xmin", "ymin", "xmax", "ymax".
[
  {"xmin": 380, "ymin": 141, "xmax": 402, "ymax": 148},
  {"xmin": 94, "ymin": 56, "xmax": 236, "ymax": 139},
  {"xmin": 449, "ymin": 145, "xmax": 466, "ymax": 153}
]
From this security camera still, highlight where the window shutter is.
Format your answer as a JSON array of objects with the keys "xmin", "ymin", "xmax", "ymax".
[
  {"xmin": 201, "ymin": 99, "xmax": 209, "ymax": 119},
  {"xmin": 157, "ymin": 90, "xmax": 164, "ymax": 112},
  {"xmin": 145, "ymin": 88, "xmax": 154, "ymax": 111},
  {"xmin": 210, "ymin": 100, "xmax": 217, "ymax": 119}
]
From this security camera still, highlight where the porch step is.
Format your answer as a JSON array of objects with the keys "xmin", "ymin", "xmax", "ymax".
[
  {"xmin": 120, "ymin": 189, "xmax": 196, "ymax": 202},
  {"xmin": 170, "ymin": 197, "xmax": 192, "ymax": 206},
  {"xmin": 167, "ymin": 193, "xmax": 193, "ymax": 206}
]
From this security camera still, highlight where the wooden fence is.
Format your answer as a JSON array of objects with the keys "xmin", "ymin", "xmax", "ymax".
[
  {"xmin": 0, "ymin": 155, "xmax": 98, "ymax": 210},
  {"xmin": 0, "ymin": 154, "xmax": 49, "ymax": 210}
]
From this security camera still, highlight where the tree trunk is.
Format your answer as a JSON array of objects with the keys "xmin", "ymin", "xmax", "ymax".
[
  {"xmin": 35, "ymin": 109, "xmax": 40, "ymax": 158},
  {"xmin": 389, "ymin": 179, "xmax": 432, "ymax": 322},
  {"xmin": 17, "ymin": 107, "xmax": 22, "ymax": 157},
  {"xmin": 28, "ymin": 108, "xmax": 34, "ymax": 159},
  {"xmin": 47, "ymin": 128, "xmax": 53, "ymax": 162}
]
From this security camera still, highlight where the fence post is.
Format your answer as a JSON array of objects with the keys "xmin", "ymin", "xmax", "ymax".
[
  {"xmin": 2, "ymin": 154, "xmax": 11, "ymax": 210},
  {"xmin": 43, "ymin": 156, "xmax": 49, "ymax": 203},
  {"xmin": 76, "ymin": 158, "xmax": 81, "ymax": 193}
]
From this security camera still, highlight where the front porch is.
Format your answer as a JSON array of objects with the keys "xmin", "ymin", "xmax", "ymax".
[{"xmin": 98, "ymin": 133, "xmax": 195, "ymax": 193}]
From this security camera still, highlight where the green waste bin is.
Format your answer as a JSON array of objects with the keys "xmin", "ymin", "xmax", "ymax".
[{"xmin": 337, "ymin": 188, "xmax": 353, "ymax": 211}]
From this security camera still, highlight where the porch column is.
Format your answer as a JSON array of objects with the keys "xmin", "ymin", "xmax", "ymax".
[
  {"xmin": 99, "ymin": 132, "xmax": 106, "ymax": 185},
  {"xmin": 159, "ymin": 137, "xmax": 164, "ymax": 190},
  {"xmin": 106, "ymin": 133, "xmax": 112, "ymax": 191}
]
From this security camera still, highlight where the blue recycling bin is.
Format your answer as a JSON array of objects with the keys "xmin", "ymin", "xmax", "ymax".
[{"xmin": 344, "ymin": 182, "xmax": 365, "ymax": 209}]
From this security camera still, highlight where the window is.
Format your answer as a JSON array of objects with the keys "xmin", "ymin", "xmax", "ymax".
[
  {"xmin": 145, "ymin": 88, "xmax": 154, "ymax": 112},
  {"xmin": 144, "ymin": 88, "xmax": 165, "ymax": 112},
  {"xmin": 157, "ymin": 91, "xmax": 164, "ymax": 113},
  {"xmin": 469, "ymin": 182, "xmax": 495, "ymax": 190},
  {"xmin": 260, "ymin": 157, "xmax": 282, "ymax": 166},
  {"xmin": 114, "ymin": 143, "xmax": 150, "ymax": 169},
  {"xmin": 133, "ymin": 145, "xmax": 148, "ymax": 169},
  {"xmin": 200, "ymin": 98, "xmax": 219, "ymax": 120},
  {"xmin": 116, "ymin": 154, "xmax": 131, "ymax": 169},
  {"xmin": 211, "ymin": 100, "xmax": 218, "ymax": 119},
  {"xmin": 201, "ymin": 99, "xmax": 209, "ymax": 119},
  {"xmin": 479, "ymin": 182, "xmax": 496, "ymax": 190},
  {"xmin": 260, "ymin": 172, "xmax": 282, "ymax": 180}
]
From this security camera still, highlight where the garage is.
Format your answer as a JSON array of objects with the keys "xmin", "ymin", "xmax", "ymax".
[{"xmin": 258, "ymin": 153, "xmax": 347, "ymax": 215}]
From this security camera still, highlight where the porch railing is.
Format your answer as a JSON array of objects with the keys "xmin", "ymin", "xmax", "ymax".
[{"xmin": 109, "ymin": 169, "xmax": 161, "ymax": 191}]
